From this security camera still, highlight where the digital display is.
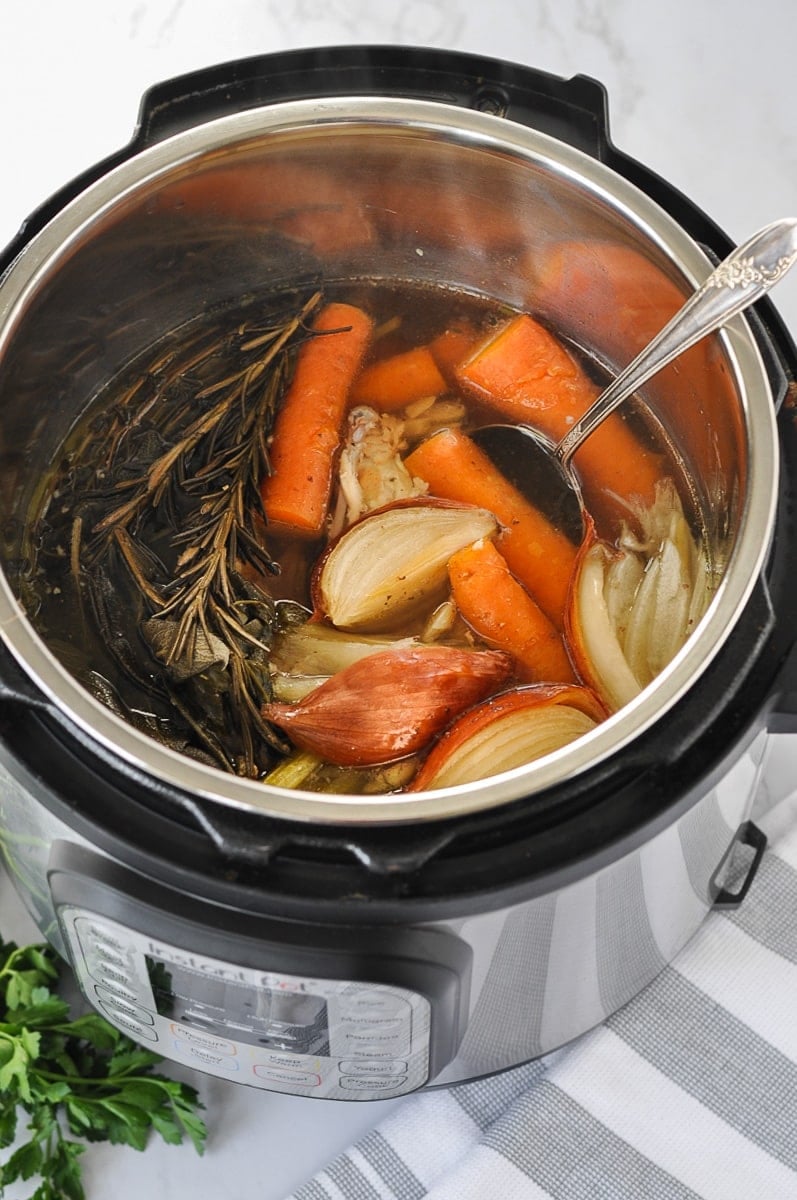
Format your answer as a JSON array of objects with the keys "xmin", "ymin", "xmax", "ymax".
[
  {"xmin": 61, "ymin": 908, "xmax": 432, "ymax": 1098},
  {"xmin": 144, "ymin": 956, "xmax": 329, "ymax": 1052}
]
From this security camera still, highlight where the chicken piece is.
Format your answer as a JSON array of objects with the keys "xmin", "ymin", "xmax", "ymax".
[
  {"xmin": 403, "ymin": 395, "xmax": 467, "ymax": 442},
  {"xmin": 337, "ymin": 405, "xmax": 428, "ymax": 527}
]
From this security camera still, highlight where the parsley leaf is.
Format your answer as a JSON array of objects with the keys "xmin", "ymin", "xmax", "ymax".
[{"xmin": 0, "ymin": 931, "xmax": 207, "ymax": 1199}]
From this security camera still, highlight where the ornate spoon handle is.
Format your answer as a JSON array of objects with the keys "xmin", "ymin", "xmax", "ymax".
[{"xmin": 557, "ymin": 217, "xmax": 797, "ymax": 467}]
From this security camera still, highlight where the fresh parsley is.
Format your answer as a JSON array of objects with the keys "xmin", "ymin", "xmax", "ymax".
[{"xmin": 0, "ymin": 930, "xmax": 206, "ymax": 1199}]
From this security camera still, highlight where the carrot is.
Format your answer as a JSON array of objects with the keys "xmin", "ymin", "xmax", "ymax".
[
  {"xmin": 455, "ymin": 313, "xmax": 662, "ymax": 528},
  {"xmin": 351, "ymin": 344, "xmax": 448, "ymax": 411},
  {"xmin": 375, "ymin": 176, "xmax": 523, "ymax": 254},
  {"xmin": 404, "ymin": 428, "xmax": 576, "ymax": 629},
  {"xmin": 448, "ymin": 539, "xmax": 575, "ymax": 683},
  {"xmin": 429, "ymin": 324, "xmax": 480, "ymax": 381},
  {"xmin": 150, "ymin": 161, "xmax": 376, "ymax": 255},
  {"xmin": 531, "ymin": 240, "xmax": 739, "ymax": 493},
  {"xmin": 260, "ymin": 303, "xmax": 374, "ymax": 538}
]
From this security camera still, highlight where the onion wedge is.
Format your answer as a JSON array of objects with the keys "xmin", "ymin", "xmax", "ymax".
[
  {"xmin": 567, "ymin": 530, "xmax": 643, "ymax": 712},
  {"xmin": 269, "ymin": 624, "xmax": 421, "ymax": 702},
  {"xmin": 409, "ymin": 684, "xmax": 606, "ymax": 791},
  {"xmin": 567, "ymin": 483, "xmax": 711, "ymax": 712},
  {"xmin": 271, "ymin": 623, "xmax": 419, "ymax": 676},
  {"xmin": 314, "ymin": 498, "xmax": 498, "ymax": 632}
]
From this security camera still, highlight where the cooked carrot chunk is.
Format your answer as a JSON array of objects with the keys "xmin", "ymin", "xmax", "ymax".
[
  {"xmin": 456, "ymin": 313, "xmax": 662, "ymax": 527},
  {"xmin": 405, "ymin": 427, "xmax": 576, "ymax": 629},
  {"xmin": 261, "ymin": 303, "xmax": 374, "ymax": 538},
  {"xmin": 448, "ymin": 538, "xmax": 575, "ymax": 683}
]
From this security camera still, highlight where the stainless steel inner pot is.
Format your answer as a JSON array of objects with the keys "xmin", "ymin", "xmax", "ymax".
[{"xmin": 0, "ymin": 96, "xmax": 778, "ymax": 824}]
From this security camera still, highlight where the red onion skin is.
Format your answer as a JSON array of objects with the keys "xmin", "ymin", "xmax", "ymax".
[{"xmin": 263, "ymin": 645, "xmax": 513, "ymax": 766}]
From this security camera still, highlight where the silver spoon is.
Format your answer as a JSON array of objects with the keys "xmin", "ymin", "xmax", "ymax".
[{"xmin": 472, "ymin": 217, "xmax": 797, "ymax": 542}]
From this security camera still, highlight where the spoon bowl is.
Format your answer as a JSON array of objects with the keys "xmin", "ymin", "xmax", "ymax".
[
  {"xmin": 471, "ymin": 422, "xmax": 586, "ymax": 543},
  {"xmin": 472, "ymin": 217, "xmax": 797, "ymax": 542}
]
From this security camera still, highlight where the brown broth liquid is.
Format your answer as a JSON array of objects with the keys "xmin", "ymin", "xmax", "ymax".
[{"xmin": 23, "ymin": 279, "xmax": 675, "ymax": 789}]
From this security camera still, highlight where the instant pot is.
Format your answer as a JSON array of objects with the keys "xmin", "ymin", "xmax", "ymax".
[{"xmin": 1, "ymin": 46, "xmax": 796, "ymax": 1100}]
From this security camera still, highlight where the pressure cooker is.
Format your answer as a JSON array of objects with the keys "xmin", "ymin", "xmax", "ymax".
[{"xmin": 1, "ymin": 45, "xmax": 796, "ymax": 1100}]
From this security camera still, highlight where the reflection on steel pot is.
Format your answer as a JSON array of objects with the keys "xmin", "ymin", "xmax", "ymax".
[
  {"xmin": 473, "ymin": 216, "xmax": 797, "ymax": 544},
  {"xmin": 0, "ymin": 46, "xmax": 796, "ymax": 1101}
]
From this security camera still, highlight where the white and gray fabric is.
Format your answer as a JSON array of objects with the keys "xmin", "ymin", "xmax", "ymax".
[{"xmin": 290, "ymin": 790, "xmax": 797, "ymax": 1200}]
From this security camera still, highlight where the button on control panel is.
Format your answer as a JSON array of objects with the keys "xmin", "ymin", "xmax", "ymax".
[{"xmin": 57, "ymin": 906, "xmax": 431, "ymax": 1099}]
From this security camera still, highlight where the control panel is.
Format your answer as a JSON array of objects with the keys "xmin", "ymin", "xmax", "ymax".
[{"xmin": 59, "ymin": 905, "xmax": 431, "ymax": 1100}]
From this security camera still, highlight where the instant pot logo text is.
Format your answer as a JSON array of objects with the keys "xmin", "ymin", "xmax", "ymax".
[
  {"xmin": 144, "ymin": 944, "xmax": 310, "ymax": 992},
  {"xmin": 146, "ymin": 944, "xmax": 249, "ymax": 983}
]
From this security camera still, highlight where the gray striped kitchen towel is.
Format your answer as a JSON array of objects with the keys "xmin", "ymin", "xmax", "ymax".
[{"xmin": 290, "ymin": 788, "xmax": 797, "ymax": 1200}]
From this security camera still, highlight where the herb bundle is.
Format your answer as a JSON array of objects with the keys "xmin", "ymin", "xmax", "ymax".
[
  {"xmin": 0, "ymin": 931, "xmax": 206, "ymax": 1199},
  {"xmin": 43, "ymin": 287, "xmax": 324, "ymax": 779}
]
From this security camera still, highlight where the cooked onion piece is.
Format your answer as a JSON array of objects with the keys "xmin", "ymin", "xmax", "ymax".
[
  {"xmin": 621, "ymin": 491, "xmax": 710, "ymax": 683},
  {"xmin": 271, "ymin": 622, "xmax": 419, "ymax": 676},
  {"xmin": 409, "ymin": 684, "xmax": 606, "ymax": 791},
  {"xmin": 568, "ymin": 538, "xmax": 644, "ymax": 712},
  {"xmin": 568, "ymin": 482, "xmax": 711, "ymax": 712},
  {"xmin": 270, "ymin": 673, "xmax": 330, "ymax": 703},
  {"xmin": 263, "ymin": 644, "xmax": 512, "ymax": 766},
  {"xmin": 315, "ymin": 498, "xmax": 498, "ymax": 632},
  {"xmin": 269, "ymin": 624, "xmax": 421, "ymax": 701}
]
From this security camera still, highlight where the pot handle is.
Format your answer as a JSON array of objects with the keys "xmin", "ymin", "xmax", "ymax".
[
  {"xmin": 178, "ymin": 790, "xmax": 461, "ymax": 876},
  {"xmin": 134, "ymin": 45, "xmax": 612, "ymax": 159},
  {"xmin": 711, "ymin": 820, "xmax": 767, "ymax": 909}
]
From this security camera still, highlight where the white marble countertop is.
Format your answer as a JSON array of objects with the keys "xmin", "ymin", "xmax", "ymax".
[{"xmin": 2, "ymin": 1, "xmax": 797, "ymax": 1197}]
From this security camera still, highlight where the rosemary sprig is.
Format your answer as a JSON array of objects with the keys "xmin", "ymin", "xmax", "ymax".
[{"xmin": 86, "ymin": 288, "xmax": 323, "ymax": 777}]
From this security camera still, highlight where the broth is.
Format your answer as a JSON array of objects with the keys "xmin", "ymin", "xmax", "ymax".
[{"xmin": 21, "ymin": 280, "xmax": 708, "ymax": 792}]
